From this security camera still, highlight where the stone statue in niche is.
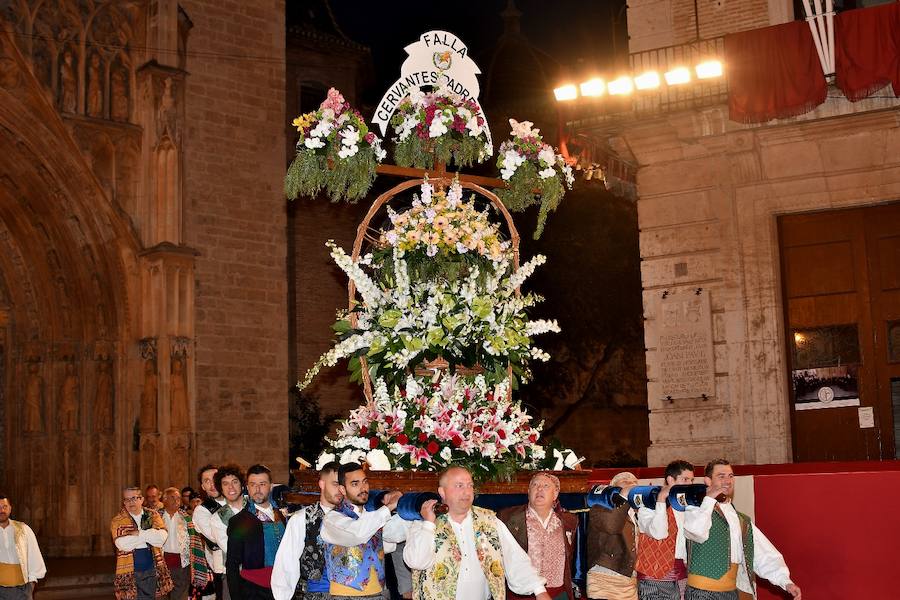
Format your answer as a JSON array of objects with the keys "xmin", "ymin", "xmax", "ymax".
[
  {"xmin": 157, "ymin": 77, "xmax": 178, "ymax": 143},
  {"xmin": 87, "ymin": 54, "xmax": 102, "ymax": 117},
  {"xmin": 60, "ymin": 51, "xmax": 77, "ymax": 113},
  {"xmin": 59, "ymin": 361, "xmax": 79, "ymax": 431},
  {"xmin": 139, "ymin": 358, "xmax": 158, "ymax": 432},
  {"xmin": 24, "ymin": 362, "xmax": 44, "ymax": 433},
  {"xmin": 110, "ymin": 69, "xmax": 128, "ymax": 121},
  {"xmin": 94, "ymin": 358, "xmax": 113, "ymax": 431},
  {"xmin": 170, "ymin": 356, "xmax": 188, "ymax": 430}
]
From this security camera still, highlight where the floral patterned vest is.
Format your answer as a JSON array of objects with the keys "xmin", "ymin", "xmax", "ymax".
[
  {"xmin": 324, "ymin": 501, "xmax": 385, "ymax": 591},
  {"xmin": 411, "ymin": 507, "xmax": 505, "ymax": 600}
]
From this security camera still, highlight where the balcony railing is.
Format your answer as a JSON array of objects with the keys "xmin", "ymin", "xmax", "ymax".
[{"xmin": 628, "ymin": 37, "xmax": 728, "ymax": 114}]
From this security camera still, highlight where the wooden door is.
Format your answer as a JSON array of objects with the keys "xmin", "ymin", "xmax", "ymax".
[{"xmin": 779, "ymin": 203, "xmax": 900, "ymax": 461}]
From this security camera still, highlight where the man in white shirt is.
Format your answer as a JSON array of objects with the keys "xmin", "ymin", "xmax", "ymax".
[
  {"xmin": 0, "ymin": 495, "xmax": 46, "ymax": 600},
  {"xmin": 111, "ymin": 486, "xmax": 173, "ymax": 600},
  {"xmin": 161, "ymin": 487, "xmax": 191, "ymax": 600},
  {"xmin": 192, "ymin": 464, "xmax": 228, "ymax": 599},
  {"xmin": 404, "ymin": 466, "xmax": 551, "ymax": 600},
  {"xmin": 635, "ymin": 459, "xmax": 694, "ymax": 600},
  {"xmin": 682, "ymin": 459, "xmax": 801, "ymax": 600},
  {"xmin": 271, "ymin": 461, "xmax": 343, "ymax": 600},
  {"xmin": 320, "ymin": 462, "xmax": 405, "ymax": 600}
]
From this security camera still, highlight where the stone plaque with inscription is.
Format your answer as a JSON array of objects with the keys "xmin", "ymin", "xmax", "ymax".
[{"xmin": 657, "ymin": 291, "xmax": 716, "ymax": 400}]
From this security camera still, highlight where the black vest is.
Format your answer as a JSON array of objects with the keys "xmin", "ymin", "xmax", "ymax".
[{"xmin": 298, "ymin": 503, "xmax": 327, "ymax": 585}]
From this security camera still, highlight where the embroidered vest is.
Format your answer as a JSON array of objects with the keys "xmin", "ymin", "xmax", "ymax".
[
  {"xmin": 636, "ymin": 506, "xmax": 678, "ymax": 580},
  {"xmin": 687, "ymin": 506, "xmax": 754, "ymax": 586},
  {"xmin": 411, "ymin": 507, "xmax": 506, "ymax": 600},
  {"xmin": 324, "ymin": 501, "xmax": 385, "ymax": 592},
  {"xmin": 298, "ymin": 504, "xmax": 328, "ymax": 591}
]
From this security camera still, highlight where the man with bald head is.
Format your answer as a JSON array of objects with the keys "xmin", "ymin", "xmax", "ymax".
[
  {"xmin": 404, "ymin": 465, "xmax": 552, "ymax": 600},
  {"xmin": 499, "ymin": 472, "xmax": 579, "ymax": 600}
]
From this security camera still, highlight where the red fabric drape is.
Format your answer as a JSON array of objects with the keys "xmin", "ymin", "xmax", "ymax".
[
  {"xmin": 835, "ymin": 1, "xmax": 900, "ymax": 102},
  {"xmin": 725, "ymin": 19, "xmax": 826, "ymax": 124}
]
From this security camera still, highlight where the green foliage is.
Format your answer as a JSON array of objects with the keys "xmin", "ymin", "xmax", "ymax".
[
  {"xmin": 284, "ymin": 145, "xmax": 378, "ymax": 203},
  {"xmin": 394, "ymin": 134, "xmax": 487, "ymax": 171},
  {"xmin": 497, "ymin": 161, "xmax": 565, "ymax": 240}
]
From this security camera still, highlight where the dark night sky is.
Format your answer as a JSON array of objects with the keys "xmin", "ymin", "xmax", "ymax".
[{"xmin": 318, "ymin": 1, "xmax": 628, "ymax": 96}]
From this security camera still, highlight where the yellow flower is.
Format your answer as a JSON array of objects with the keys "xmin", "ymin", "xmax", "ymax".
[
  {"xmin": 434, "ymin": 563, "xmax": 448, "ymax": 581},
  {"xmin": 291, "ymin": 112, "xmax": 315, "ymax": 132},
  {"xmin": 433, "ymin": 215, "xmax": 449, "ymax": 230}
]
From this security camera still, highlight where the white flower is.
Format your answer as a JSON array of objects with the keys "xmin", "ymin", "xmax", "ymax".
[
  {"xmin": 311, "ymin": 119, "xmax": 333, "ymax": 138},
  {"xmin": 421, "ymin": 180, "xmax": 434, "ymax": 205},
  {"xmin": 552, "ymin": 448, "xmax": 564, "ymax": 471},
  {"xmin": 538, "ymin": 146, "xmax": 556, "ymax": 166},
  {"xmin": 426, "ymin": 244, "xmax": 438, "ymax": 257},
  {"xmin": 440, "ymin": 447, "xmax": 452, "ymax": 462},
  {"xmin": 315, "ymin": 452, "xmax": 335, "ymax": 470},
  {"xmin": 509, "ymin": 118, "xmax": 539, "ymax": 139},
  {"xmin": 341, "ymin": 126, "xmax": 361, "ymax": 147},
  {"xmin": 538, "ymin": 167, "xmax": 556, "ymax": 179},
  {"xmin": 429, "ymin": 113, "xmax": 449, "ymax": 138},
  {"xmin": 366, "ymin": 449, "xmax": 392, "ymax": 471},
  {"xmin": 339, "ymin": 448, "xmax": 366, "ymax": 465},
  {"xmin": 304, "ymin": 137, "xmax": 325, "ymax": 149}
]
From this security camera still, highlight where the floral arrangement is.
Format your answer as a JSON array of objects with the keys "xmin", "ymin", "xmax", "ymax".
[
  {"xmin": 301, "ymin": 177, "xmax": 580, "ymax": 480},
  {"xmin": 285, "ymin": 88, "xmax": 386, "ymax": 202},
  {"xmin": 390, "ymin": 83, "xmax": 492, "ymax": 170},
  {"xmin": 496, "ymin": 119, "xmax": 575, "ymax": 239},
  {"xmin": 315, "ymin": 375, "xmax": 581, "ymax": 480}
]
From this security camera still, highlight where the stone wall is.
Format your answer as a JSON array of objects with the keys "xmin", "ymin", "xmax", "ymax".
[
  {"xmin": 181, "ymin": 0, "xmax": 289, "ymax": 480},
  {"xmin": 625, "ymin": 97, "xmax": 900, "ymax": 466}
]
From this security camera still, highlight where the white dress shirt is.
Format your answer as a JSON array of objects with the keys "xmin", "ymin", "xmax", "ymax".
[
  {"xmin": 271, "ymin": 503, "xmax": 333, "ymax": 600},
  {"xmin": 162, "ymin": 510, "xmax": 189, "ymax": 567},
  {"xmin": 0, "ymin": 521, "xmax": 47, "ymax": 583},
  {"xmin": 191, "ymin": 497, "xmax": 227, "ymax": 573},
  {"xmin": 114, "ymin": 511, "xmax": 168, "ymax": 552},
  {"xmin": 403, "ymin": 511, "xmax": 547, "ymax": 600},
  {"xmin": 683, "ymin": 497, "xmax": 794, "ymax": 593},
  {"xmin": 637, "ymin": 502, "xmax": 687, "ymax": 560},
  {"xmin": 320, "ymin": 504, "xmax": 408, "ymax": 553}
]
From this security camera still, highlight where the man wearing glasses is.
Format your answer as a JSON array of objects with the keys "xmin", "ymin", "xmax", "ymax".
[{"xmin": 111, "ymin": 487, "xmax": 173, "ymax": 600}]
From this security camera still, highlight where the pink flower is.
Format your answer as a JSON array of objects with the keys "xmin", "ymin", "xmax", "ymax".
[
  {"xmin": 321, "ymin": 88, "xmax": 346, "ymax": 113},
  {"xmin": 365, "ymin": 132, "xmax": 376, "ymax": 144}
]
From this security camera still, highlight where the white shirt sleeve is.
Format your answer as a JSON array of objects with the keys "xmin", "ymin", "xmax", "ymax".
[
  {"xmin": 402, "ymin": 520, "xmax": 437, "ymax": 571},
  {"xmin": 191, "ymin": 506, "xmax": 214, "ymax": 540},
  {"xmin": 271, "ymin": 508, "xmax": 307, "ymax": 600},
  {"xmin": 22, "ymin": 525, "xmax": 46, "ymax": 582},
  {"xmin": 114, "ymin": 534, "xmax": 145, "ymax": 552},
  {"xmin": 139, "ymin": 525, "xmax": 168, "ymax": 548},
  {"xmin": 496, "ymin": 517, "xmax": 547, "ymax": 596},
  {"xmin": 208, "ymin": 512, "xmax": 230, "ymax": 552},
  {"xmin": 383, "ymin": 514, "xmax": 410, "ymax": 547},
  {"xmin": 637, "ymin": 502, "xmax": 669, "ymax": 539},
  {"xmin": 682, "ymin": 496, "xmax": 716, "ymax": 543},
  {"xmin": 321, "ymin": 506, "xmax": 392, "ymax": 548},
  {"xmin": 751, "ymin": 524, "xmax": 794, "ymax": 590}
]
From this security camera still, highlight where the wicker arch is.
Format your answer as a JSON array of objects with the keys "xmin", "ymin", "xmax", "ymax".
[{"xmin": 349, "ymin": 176, "xmax": 520, "ymax": 402}]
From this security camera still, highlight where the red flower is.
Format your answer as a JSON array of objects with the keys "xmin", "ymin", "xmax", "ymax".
[
  {"xmin": 364, "ymin": 132, "xmax": 376, "ymax": 144},
  {"xmin": 528, "ymin": 433, "xmax": 538, "ymax": 443},
  {"xmin": 486, "ymin": 391, "xmax": 493, "ymax": 402},
  {"xmin": 451, "ymin": 435, "xmax": 463, "ymax": 448},
  {"xmin": 397, "ymin": 433, "xmax": 409, "ymax": 445},
  {"xmin": 418, "ymin": 432, "xmax": 428, "ymax": 443},
  {"xmin": 360, "ymin": 426, "xmax": 368, "ymax": 435},
  {"xmin": 385, "ymin": 415, "xmax": 394, "ymax": 425},
  {"xmin": 369, "ymin": 437, "xmax": 379, "ymax": 449},
  {"xmin": 426, "ymin": 441, "xmax": 440, "ymax": 455},
  {"xmin": 473, "ymin": 425, "xmax": 483, "ymax": 434},
  {"xmin": 497, "ymin": 429, "xmax": 507, "ymax": 440}
]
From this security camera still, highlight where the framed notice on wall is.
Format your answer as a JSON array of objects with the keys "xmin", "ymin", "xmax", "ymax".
[{"xmin": 656, "ymin": 290, "xmax": 716, "ymax": 400}]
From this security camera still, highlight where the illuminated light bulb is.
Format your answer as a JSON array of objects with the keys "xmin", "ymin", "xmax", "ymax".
[
  {"xmin": 664, "ymin": 67, "xmax": 691, "ymax": 85},
  {"xmin": 607, "ymin": 76, "xmax": 634, "ymax": 96},
  {"xmin": 695, "ymin": 60, "xmax": 723, "ymax": 79},
  {"xmin": 634, "ymin": 71, "xmax": 661, "ymax": 90},
  {"xmin": 580, "ymin": 78, "xmax": 605, "ymax": 97},
  {"xmin": 553, "ymin": 84, "xmax": 578, "ymax": 101}
]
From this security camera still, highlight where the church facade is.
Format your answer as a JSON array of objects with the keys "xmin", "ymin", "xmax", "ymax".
[{"xmin": 0, "ymin": 0, "xmax": 288, "ymax": 555}]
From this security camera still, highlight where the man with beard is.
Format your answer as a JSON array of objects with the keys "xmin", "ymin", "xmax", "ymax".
[
  {"xmin": 271, "ymin": 461, "xmax": 342, "ymax": 600},
  {"xmin": 0, "ymin": 495, "xmax": 46, "ymax": 599},
  {"xmin": 683, "ymin": 460, "xmax": 801, "ymax": 600},
  {"xmin": 226, "ymin": 464, "xmax": 287, "ymax": 599},
  {"xmin": 498, "ymin": 472, "xmax": 578, "ymax": 600},
  {"xmin": 320, "ymin": 463, "xmax": 406, "ymax": 600},
  {"xmin": 404, "ymin": 466, "xmax": 551, "ymax": 600},
  {"xmin": 192, "ymin": 464, "xmax": 228, "ymax": 599}
]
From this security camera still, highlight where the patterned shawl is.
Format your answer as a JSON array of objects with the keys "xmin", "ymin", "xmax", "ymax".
[
  {"xmin": 186, "ymin": 513, "xmax": 212, "ymax": 591},
  {"xmin": 111, "ymin": 508, "xmax": 174, "ymax": 600}
]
